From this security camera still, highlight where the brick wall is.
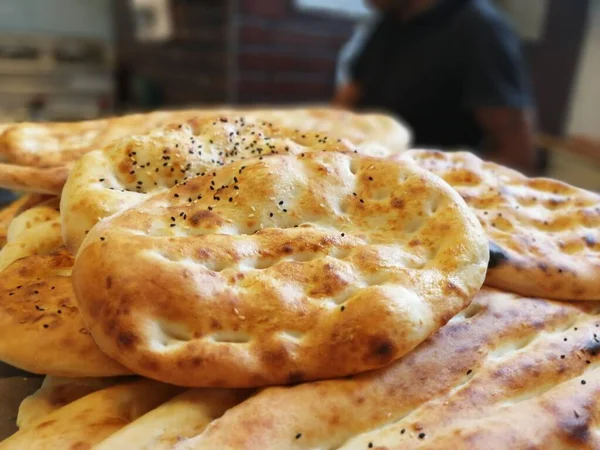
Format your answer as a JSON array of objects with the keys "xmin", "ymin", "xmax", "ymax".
[
  {"xmin": 235, "ymin": 0, "xmax": 354, "ymax": 104},
  {"xmin": 114, "ymin": 0, "xmax": 233, "ymax": 108},
  {"xmin": 113, "ymin": 0, "xmax": 355, "ymax": 109}
]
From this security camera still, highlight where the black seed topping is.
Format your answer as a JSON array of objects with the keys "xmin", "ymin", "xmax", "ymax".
[
  {"xmin": 418, "ymin": 433, "xmax": 426, "ymax": 439},
  {"xmin": 582, "ymin": 380, "xmax": 587, "ymax": 385},
  {"xmin": 100, "ymin": 237, "xmax": 105, "ymax": 241},
  {"xmin": 341, "ymin": 306, "xmax": 345, "ymax": 311},
  {"xmin": 401, "ymin": 429, "xmax": 405, "ymax": 434},
  {"xmin": 295, "ymin": 433, "xmax": 302, "ymax": 439},
  {"xmin": 368, "ymin": 444, "xmax": 373, "ymax": 449},
  {"xmin": 560, "ymin": 355, "xmax": 565, "ymax": 359},
  {"xmin": 174, "ymin": 194, "xmax": 180, "ymax": 198},
  {"xmin": 43, "ymin": 324, "xmax": 49, "ymax": 328},
  {"xmin": 99, "ymin": 178, "xmax": 105, "ymax": 182},
  {"xmin": 170, "ymin": 224, "xmax": 176, "ymax": 228},
  {"xmin": 467, "ymin": 369, "xmax": 472, "ymax": 375},
  {"xmin": 270, "ymin": 213, "xmax": 274, "ymax": 217}
]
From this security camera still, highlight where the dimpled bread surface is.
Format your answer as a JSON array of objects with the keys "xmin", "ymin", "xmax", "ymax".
[{"xmin": 73, "ymin": 151, "xmax": 488, "ymax": 387}]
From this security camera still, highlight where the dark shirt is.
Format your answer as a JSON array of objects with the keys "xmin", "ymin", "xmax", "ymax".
[{"xmin": 350, "ymin": 0, "xmax": 532, "ymax": 149}]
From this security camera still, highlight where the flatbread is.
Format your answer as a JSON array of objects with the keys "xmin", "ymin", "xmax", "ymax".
[
  {"xmin": 0, "ymin": 162, "xmax": 69, "ymax": 195},
  {"xmin": 94, "ymin": 388, "xmax": 252, "ymax": 450},
  {"xmin": 17, "ymin": 376, "xmax": 124, "ymax": 429},
  {"xmin": 0, "ymin": 379, "xmax": 181, "ymax": 450},
  {"xmin": 398, "ymin": 150, "xmax": 600, "ymax": 300},
  {"xmin": 0, "ymin": 246, "xmax": 130, "ymax": 376},
  {"xmin": 0, "ymin": 198, "xmax": 63, "ymax": 271},
  {"xmin": 178, "ymin": 288, "xmax": 600, "ymax": 450},
  {"xmin": 61, "ymin": 114, "xmax": 407, "ymax": 253},
  {"xmin": 0, "ymin": 198, "xmax": 129, "ymax": 376},
  {"xmin": 1, "ymin": 107, "xmax": 409, "ymax": 168},
  {"xmin": 0, "ymin": 194, "xmax": 52, "ymax": 248},
  {"xmin": 73, "ymin": 151, "xmax": 488, "ymax": 387}
]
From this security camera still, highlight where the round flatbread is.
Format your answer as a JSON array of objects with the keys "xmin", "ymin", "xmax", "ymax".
[
  {"xmin": 178, "ymin": 288, "xmax": 600, "ymax": 450},
  {"xmin": 0, "ymin": 379, "xmax": 181, "ymax": 450},
  {"xmin": 0, "ymin": 198, "xmax": 63, "ymax": 272},
  {"xmin": 0, "ymin": 246, "xmax": 130, "ymax": 376},
  {"xmin": 398, "ymin": 150, "xmax": 600, "ymax": 300},
  {"xmin": 73, "ymin": 151, "xmax": 488, "ymax": 387},
  {"xmin": 0, "ymin": 199, "xmax": 129, "ymax": 377},
  {"xmin": 0, "ymin": 194, "xmax": 52, "ymax": 248},
  {"xmin": 17, "ymin": 376, "xmax": 124, "ymax": 429},
  {"xmin": 61, "ymin": 113, "xmax": 406, "ymax": 253},
  {"xmin": 93, "ymin": 388, "xmax": 252, "ymax": 450},
  {"xmin": 0, "ymin": 162, "xmax": 69, "ymax": 195},
  {"xmin": 1, "ymin": 107, "xmax": 409, "ymax": 167}
]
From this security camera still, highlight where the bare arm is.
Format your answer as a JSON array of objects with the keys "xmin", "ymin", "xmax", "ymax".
[
  {"xmin": 475, "ymin": 107, "xmax": 536, "ymax": 174},
  {"xmin": 332, "ymin": 82, "xmax": 362, "ymax": 109}
]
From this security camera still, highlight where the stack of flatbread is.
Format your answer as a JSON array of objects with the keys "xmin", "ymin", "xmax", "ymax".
[{"xmin": 0, "ymin": 107, "xmax": 599, "ymax": 450}]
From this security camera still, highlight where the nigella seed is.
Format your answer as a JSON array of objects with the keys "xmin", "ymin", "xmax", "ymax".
[
  {"xmin": 270, "ymin": 213, "xmax": 274, "ymax": 217},
  {"xmin": 170, "ymin": 224, "xmax": 176, "ymax": 228},
  {"xmin": 174, "ymin": 194, "xmax": 180, "ymax": 198},
  {"xmin": 99, "ymin": 178, "xmax": 105, "ymax": 182},
  {"xmin": 100, "ymin": 237, "xmax": 105, "ymax": 241},
  {"xmin": 295, "ymin": 433, "xmax": 302, "ymax": 439},
  {"xmin": 418, "ymin": 433, "xmax": 426, "ymax": 439}
]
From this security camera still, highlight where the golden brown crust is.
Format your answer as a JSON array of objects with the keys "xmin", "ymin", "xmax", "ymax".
[
  {"xmin": 399, "ymin": 150, "xmax": 600, "ymax": 300},
  {"xmin": 0, "ymin": 194, "xmax": 52, "ymax": 248},
  {"xmin": 61, "ymin": 114, "xmax": 407, "ymax": 253},
  {"xmin": 17, "ymin": 376, "xmax": 124, "ymax": 429},
  {"xmin": 0, "ymin": 199, "xmax": 129, "ymax": 376},
  {"xmin": 0, "ymin": 162, "xmax": 70, "ymax": 195},
  {"xmin": 0, "ymin": 379, "xmax": 181, "ymax": 450},
  {"xmin": 0, "ymin": 247, "xmax": 130, "ymax": 376},
  {"xmin": 1, "ymin": 108, "xmax": 409, "ymax": 168},
  {"xmin": 0, "ymin": 199, "xmax": 63, "ymax": 271},
  {"xmin": 94, "ymin": 388, "xmax": 253, "ymax": 450},
  {"xmin": 73, "ymin": 152, "xmax": 488, "ymax": 387},
  {"xmin": 179, "ymin": 288, "xmax": 600, "ymax": 450}
]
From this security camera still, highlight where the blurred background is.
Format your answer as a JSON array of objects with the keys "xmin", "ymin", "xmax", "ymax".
[{"xmin": 0, "ymin": 0, "xmax": 598, "ymax": 189}]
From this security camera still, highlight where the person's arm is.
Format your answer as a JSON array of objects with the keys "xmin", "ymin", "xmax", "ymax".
[
  {"xmin": 475, "ymin": 107, "xmax": 535, "ymax": 174},
  {"xmin": 333, "ymin": 14, "xmax": 379, "ymax": 109},
  {"xmin": 333, "ymin": 82, "xmax": 362, "ymax": 109},
  {"xmin": 463, "ymin": 13, "xmax": 536, "ymax": 173}
]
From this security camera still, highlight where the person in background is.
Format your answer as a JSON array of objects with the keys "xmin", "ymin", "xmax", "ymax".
[{"xmin": 334, "ymin": 0, "xmax": 536, "ymax": 173}]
